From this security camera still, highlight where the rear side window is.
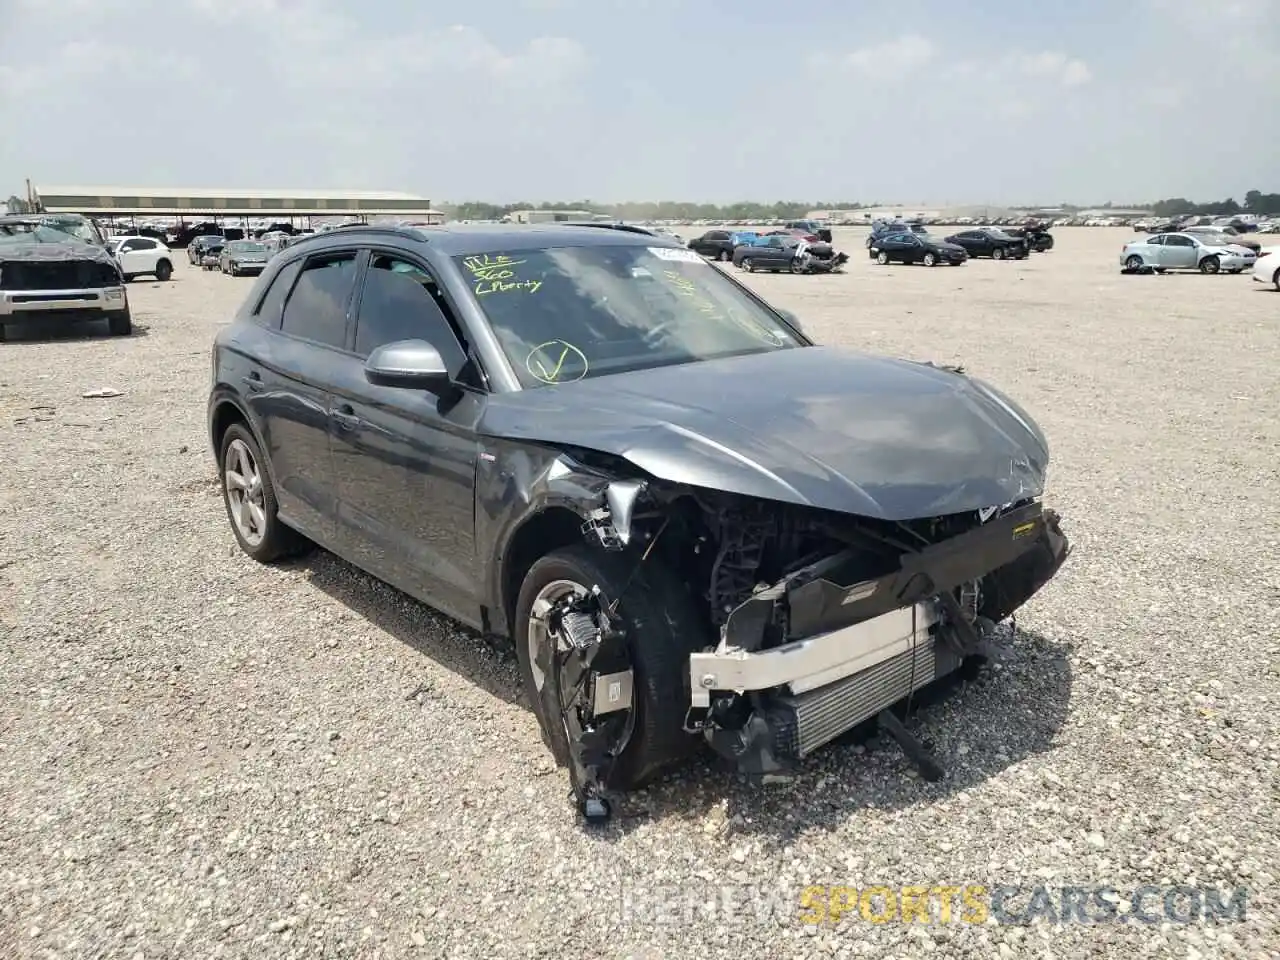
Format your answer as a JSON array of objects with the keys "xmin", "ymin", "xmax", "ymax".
[
  {"xmin": 281, "ymin": 253, "xmax": 358, "ymax": 348},
  {"xmin": 252, "ymin": 258, "xmax": 302, "ymax": 329}
]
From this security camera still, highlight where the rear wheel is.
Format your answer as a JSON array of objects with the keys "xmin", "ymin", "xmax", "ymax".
[
  {"xmin": 741, "ymin": 258, "xmax": 755, "ymax": 272},
  {"xmin": 718, "ymin": 250, "xmax": 731, "ymax": 262},
  {"xmin": 514, "ymin": 544, "xmax": 706, "ymax": 798},
  {"xmin": 1199, "ymin": 256, "xmax": 1220, "ymax": 275},
  {"xmin": 154, "ymin": 259, "xmax": 172, "ymax": 281},
  {"xmin": 1125, "ymin": 255, "xmax": 1144, "ymax": 271},
  {"xmin": 876, "ymin": 250, "xmax": 889, "ymax": 265},
  {"xmin": 218, "ymin": 423, "xmax": 307, "ymax": 563},
  {"xmin": 1273, "ymin": 267, "xmax": 1280, "ymax": 291}
]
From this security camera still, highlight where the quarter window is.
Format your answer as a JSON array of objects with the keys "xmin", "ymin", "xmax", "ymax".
[{"xmin": 280, "ymin": 253, "xmax": 357, "ymax": 348}]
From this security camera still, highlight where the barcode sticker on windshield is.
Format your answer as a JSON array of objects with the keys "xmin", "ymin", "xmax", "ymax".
[{"xmin": 648, "ymin": 247, "xmax": 705, "ymax": 264}]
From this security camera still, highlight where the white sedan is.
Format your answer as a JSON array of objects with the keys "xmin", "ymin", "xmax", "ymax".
[
  {"xmin": 1253, "ymin": 250, "xmax": 1280, "ymax": 290},
  {"xmin": 107, "ymin": 235, "xmax": 174, "ymax": 282},
  {"xmin": 1120, "ymin": 232, "xmax": 1256, "ymax": 275}
]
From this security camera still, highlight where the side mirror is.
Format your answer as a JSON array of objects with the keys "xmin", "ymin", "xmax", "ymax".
[{"xmin": 364, "ymin": 339, "xmax": 453, "ymax": 392}]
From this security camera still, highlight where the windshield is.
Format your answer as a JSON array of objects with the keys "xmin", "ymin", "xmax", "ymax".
[
  {"xmin": 37, "ymin": 215, "xmax": 102, "ymax": 244},
  {"xmin": 0, "ymin": 223, "xmax": 90, "ymax": 245},
  {"xmin": 231, "ymin": 241, "xmax": 266, "ymax": 253},
  {"xmin": 456, "ymin": 244, "xmax": 804, "ymax": 387}
]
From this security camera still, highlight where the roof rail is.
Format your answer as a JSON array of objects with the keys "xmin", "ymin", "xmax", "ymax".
[
  {"xmin": 289, "ymin": 224, "xmax": 428, "ymax": 248},
  {"xmin": 559, "ymin": 221, "xmax": 660, "ymax": 237}
]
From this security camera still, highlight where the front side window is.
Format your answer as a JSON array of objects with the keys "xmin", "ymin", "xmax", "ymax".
[
  {"xmin": 353, "ymin": 254, "xmax": 466, "ymax": 371},
  {"xmin": 455, "ymin": 244, "xmax": 804, "ymax": 388},
  {"xmin": 280, "ymin": 253, "xmax": 357, "ymax": 348}
]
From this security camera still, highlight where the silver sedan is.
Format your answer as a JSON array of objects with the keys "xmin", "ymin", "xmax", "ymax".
[{"xmin": 1120, "ymin": 232, "xmax": 1257, "ymax": 275}]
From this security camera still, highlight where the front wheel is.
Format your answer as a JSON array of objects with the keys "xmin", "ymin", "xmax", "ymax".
[
  {"xmin": 876, "ymin": 250, "xmax": 889, "ymax": 265},
  {"xmin": 991, "ymin": 247, "xmax": 1004, "ymax": 260},
  {"xmin": 107, "ymin": 309, "xmax": 132, "ymax": 336},
  {"xmin": 1199, "ymin": 256, "xmax": 1220, "ymax": 275},
  {"xmin": 514, "ymin": 544, "xmax": 707, "ymax": 796},
  {"xmin": 1273, "ymin": 267, "xmax": 1280, "ymax": 291},
  {"xmin": 922, "ymin": 252, "xmax": 937, "ymax": 267}
]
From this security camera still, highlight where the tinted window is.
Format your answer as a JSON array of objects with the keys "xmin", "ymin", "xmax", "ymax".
[
  {"xmin": 121, "ymin": 238, "xmax": 146, "ymax": 251},
  {"xmin": 1147, "ymin": 235, "xmax": 1165, "ymax": 246},
  {"xmin": 354, "ymin": 255, "xmax": 465, "ymax": 370},
  {"xmin": 280, "ymin": 253, "xmax": 356, "ymax": 347},
  {"xmin": 252, "ymin": 258, "xmax": 302, "ymax": 329},
  {"xmin": 1167, "ymin": 235, "xmax": 1194, "ymax": 248},
  {"xmin": 706, "ymin": 231, "xmax": 729, "ymax": 241}
]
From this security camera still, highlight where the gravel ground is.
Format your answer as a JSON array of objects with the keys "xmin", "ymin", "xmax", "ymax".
[{"xmin": 2, "ymin": 227, "xmax": 1278, "ymax": 959}]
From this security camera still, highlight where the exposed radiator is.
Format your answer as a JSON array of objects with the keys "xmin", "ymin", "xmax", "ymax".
[{"xmin": 769, "ymin": 636, "xmax": 962, "ymax": 759}]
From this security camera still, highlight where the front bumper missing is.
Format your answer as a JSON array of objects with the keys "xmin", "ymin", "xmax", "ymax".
[{"xmin": 690, "ymin": 506, "xmax": 1071, "ymax": 776}]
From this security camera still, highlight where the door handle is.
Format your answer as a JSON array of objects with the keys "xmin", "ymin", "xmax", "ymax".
[
  {"xmin": 241, "ymin": 372, "xmax": 263, "ymax": 392},
  {"xmin": 331, "ymin": 404, "xmax": 360, "ymax": 432}
]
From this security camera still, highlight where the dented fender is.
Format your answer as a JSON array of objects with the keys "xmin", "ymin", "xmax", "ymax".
[{"xmin": 475, "ymin": 440, "xmax": 647, "ymax": 635}]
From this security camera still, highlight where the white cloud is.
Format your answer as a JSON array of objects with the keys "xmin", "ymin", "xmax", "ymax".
[
  {"xmin": 837, "ymin": 34, "xmax": 936, "ymax": 76},
  {"xmin": 1011, "ymin": 51, "xmax": 1092, "ymax": 87}
]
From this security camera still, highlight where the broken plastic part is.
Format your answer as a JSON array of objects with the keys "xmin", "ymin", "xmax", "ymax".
[{"xmin": 604, "ymin": 480, "xmax": 644, "ymax": 546}]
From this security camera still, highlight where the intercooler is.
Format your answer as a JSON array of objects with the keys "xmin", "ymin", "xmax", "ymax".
[{"xmin": 768, "ymin": 634, "xmax": 962, "ymax": 759}]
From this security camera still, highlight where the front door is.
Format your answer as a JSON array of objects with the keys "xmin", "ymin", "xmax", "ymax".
[
  {"xmin": 328, "ymin": 250, "xmax": 482, "ymax": 625},
  {"xmin": 1163, "ymin": 235, "xmax": 1198, "ymax": 269}
]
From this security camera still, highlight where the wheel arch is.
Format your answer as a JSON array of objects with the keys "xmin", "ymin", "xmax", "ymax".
[{"xmin": 499, "ymin": 506, "xmax": 589, "ymax": 638}]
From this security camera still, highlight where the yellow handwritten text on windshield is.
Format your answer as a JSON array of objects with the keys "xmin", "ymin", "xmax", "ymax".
[
  {"xmin": 664, "ymin": 269, "xmax": 786, "ymax": 347},
  {"xmin": 462, "ymin": 254, "xmax": 543, "ymax": 297}
]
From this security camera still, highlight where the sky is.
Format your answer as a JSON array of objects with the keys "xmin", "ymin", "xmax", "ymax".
[{"xmin": 0, "ymin": 0, "xmax": 1276, "ymax": 206}]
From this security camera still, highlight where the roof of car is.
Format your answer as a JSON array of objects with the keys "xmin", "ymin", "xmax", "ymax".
[{"xmin": 291, "ymin": 222, "xmax": 680, "ymax": 257}]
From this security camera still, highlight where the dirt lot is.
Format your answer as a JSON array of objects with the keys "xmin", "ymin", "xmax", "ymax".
[{"xmin": 2, "ymin": 227, "xmax": 1278, "ymax": 959}]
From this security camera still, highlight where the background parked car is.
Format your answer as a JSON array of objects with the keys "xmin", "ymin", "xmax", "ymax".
[
  {"xmin": 732, "ymin": 234, "xmax": 835, "ymax": 272},
  {"xmin": 187, "ymin": 234, "xmax": 224, "ymax": 264},
  {"xmin": 219, "ymin": 239, "xmax": 270, "ymax": 276},
  {"xmin": 784, "ymin": 219, "xmax": 833, "ymax": 243},
  {"xmin": 1252, "ymin": 250, "xmax": 1280, "ymax": 290},
  {"xmin": 872, "ymin": 233, "xmax": 968, "ymax": 267},
  {"xmin": 944, "ymin": 228, "xmax": 1030, "ymax": 260},
  {"xmin": 866, "ymin": 219, "xmax": 930, "ymax": 253},
  {"xmin": 1181, "ymin": 226, "xmax": 1263, "ymax": 254},
  {"xmin": 1120, "ymin": 232, "xmax": 1257, "ymax": 275},
  {"xmin": 687, "ymin": 230, "xmax": 738, "ymax": 261},
  {"xmin": 108, "ymin": 235, "xmax": 174, "ymax": 281}
]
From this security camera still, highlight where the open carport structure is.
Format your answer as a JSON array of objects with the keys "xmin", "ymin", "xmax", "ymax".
[{"xmin": 31, "ymin": 186, "xmax": 444, "ymax": 221}]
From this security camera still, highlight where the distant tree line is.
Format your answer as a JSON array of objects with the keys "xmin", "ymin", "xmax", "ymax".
[
  {"xmin": 441, "ymin": 199, "xmax": 870, "ymax": 221},
  {"xmin": 1147, "ymin": 190, "xmax": 1280, "ymax": 217},
  {"xmin": 442, "ymin": 191, "xmax": 1280, "ymax": 221}
]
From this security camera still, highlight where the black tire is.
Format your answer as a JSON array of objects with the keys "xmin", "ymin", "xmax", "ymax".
[
  {"xmin": 876, "ymin": 250, "xmax": 889, "ymax": 265},
  {"xmin": 154, "ymin": 259, "xmax": 172, "ymax": 281},
  {"xmin": 107, "ymin": 310, "xmax": 132, "ymax": 336},
  {"xmin": 0, "ymin": 323, "xmax": 7, "ymax": 343},
  {"xmin": 718, "ymin": 250, "xmax": 731, "ymax": 262},
  {"xmin": 741, "ymin": 258, "xmax": 755, "ymax": 272},
  {"xmin": 514, "ymin": 544, "xmax": 708, "ymax": 789},
  {"xmin": 922, "ymin": 252, "xmax": 937, "ymax": 267},
  {"xmin": 1273, "ymin": 267, "xmax": 1280, "ymax": 291},
  {"xmin": 121, "ymin": 274, "xmax": 134, "ymax": 283},
  {"xmin": 1124, "ymin": 255, "xmax": 1144, "ymax": 271},
  {"xmin": 218, "ymin": 422, "xmax": 307, "ymax": 563},
  {"xmin": 1199, "ymin": 256, "xmax": 1220, "ymax": 275},
  {"xmin": 992, "ymin": 247, "xmax": 1004, "ymax": 260}
]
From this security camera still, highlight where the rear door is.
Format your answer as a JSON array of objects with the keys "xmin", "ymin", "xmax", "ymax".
[
  {"xmin": 327, "ymin": 248, "xmax": 484, "ymax": 624},
  {"xmin": 245, "ymin": 250, "xmax": 360, "ymax": 542}
]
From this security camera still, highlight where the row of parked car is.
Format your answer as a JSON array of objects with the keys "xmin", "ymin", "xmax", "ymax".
[
  {"xmin": 865, "ymin": 219, "xmax": 1055, "ymax": 267},
  {"xmin": 685, "ymin": 224, "xmax": 849, "ymax": 274}
]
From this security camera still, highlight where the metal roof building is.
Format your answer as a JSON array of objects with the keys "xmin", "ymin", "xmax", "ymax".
[{"xmin": 33, "ymin": 186, "xmax": 443, "ymax": 217}]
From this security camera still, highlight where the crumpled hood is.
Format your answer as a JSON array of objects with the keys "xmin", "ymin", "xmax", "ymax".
[{"xmin": 480, "ymin": 346, "xmax": 1051, "ymax": 520}]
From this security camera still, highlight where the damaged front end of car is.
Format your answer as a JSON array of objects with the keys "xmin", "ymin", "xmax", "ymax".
[{"xmin": 494, "ymin": 445, "xmax": 1070, "ymax": 822}]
